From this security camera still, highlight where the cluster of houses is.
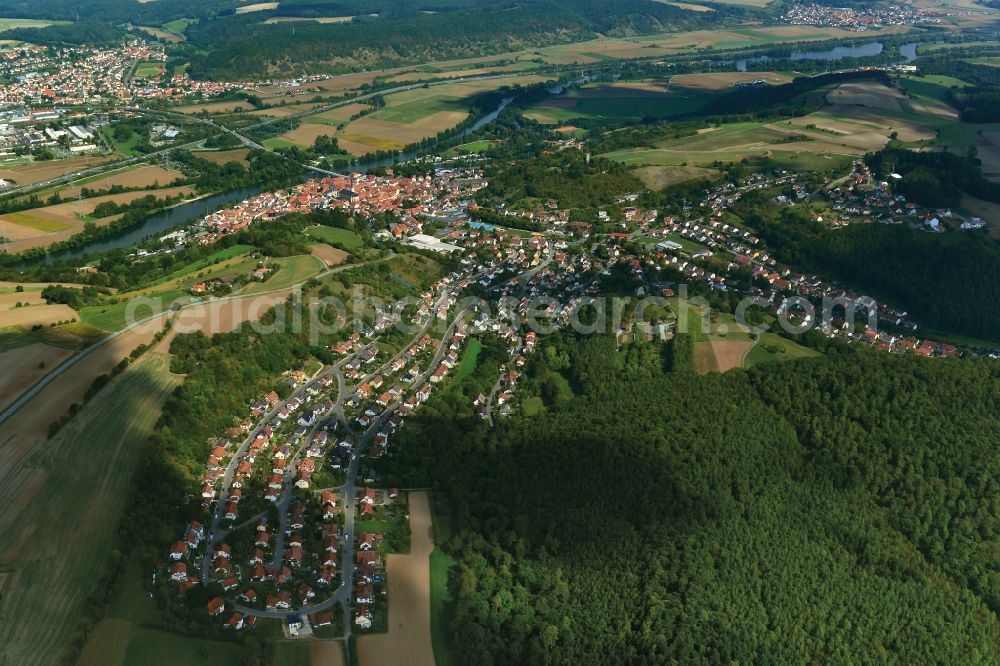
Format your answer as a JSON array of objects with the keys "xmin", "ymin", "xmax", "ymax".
[{"xmin": 168, "ymin": 168, "xmax": 486, "ymax": 247}]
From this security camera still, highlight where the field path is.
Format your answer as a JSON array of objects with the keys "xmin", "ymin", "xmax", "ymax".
[{"xmin": 357, "ymin": 491, "xmax": 436, "ymax": 666}]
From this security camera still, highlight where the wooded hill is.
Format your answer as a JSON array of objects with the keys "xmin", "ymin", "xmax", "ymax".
[{"xmin": 379, "ymin": 334, "xmax": 1000, "ymax": 663}]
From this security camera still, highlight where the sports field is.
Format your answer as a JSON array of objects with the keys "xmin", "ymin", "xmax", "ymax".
[
  {"xmin": 0, "ymin": 352, "xmax": 181, "ymax": 666},
  {"xmin": 357, "ymin": 491, "xmax": 436, "ymax": 666}
]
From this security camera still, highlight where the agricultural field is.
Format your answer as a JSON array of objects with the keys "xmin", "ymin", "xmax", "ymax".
[
  {"xmin": 605, "ymin": 121, "xmax": 859, "ymax": 171},
  {"xmin": 172, "ymin": 100, "xmax": 254, "ymax": 114},
  {"xmin": 134, "ymin": 25, "xmax": 184, "ymax": 42},
  {"xmin": 263, "ymin": 15, "xmax": 356, "ymax": 24},
  {"xmin": 0, "ymin": 342, "xmax": 74, "ymax": 412},
  {"xmin": 525, "ymin": 81, "xmax": 710, "ymax": 123},
  {"xmin": 357, "ymin": 491, "xmax": 436, "ymax": 666},
  {"xmin": 0, "ymin": 186, "xmax": 194, "ymax": 253},
  {"xmin": 604, "ymin": 78, "xmax": 956, "ymax": 174},
  {"xmin": 670, "ymin": 71, "xmax": 794, "ymax": 91},
  {"xmin": 56, "ymin": 164, "xmax": 185, "ymax": 198},
  {"xmin": 311, "ymin": 641, "xmax": 346, "ymax": 666},
  {"xmin": 275, "ymin": 122, "xmax": 341, "ymax": 147},
  {"xmin": 0, "ymin": 155, "xmax": 116, "ymax": 187},
  {"xmin": 190, "ymin": 148, "xmax": 250, "ymax": 164},
  {"xmin": 0, "ymin": 352, "xmax": 182, "ymax": 666},
  {"xmin": 337, "ymin": 75, "xmax": 553, "ymax": 155},
  {"xmin": 693, "ymin": 339, "xmax": 755, "ymax": 373},
  {"xmin": 235, "ymin": 2, "xmax": 278, "ymax": 13},
  {"xmin": 311, "ymin": 242, "xmax": 350, "ymax": 267},
  {"xmin": 304, "ymin": 103, "xmax": 373, "ymax": 125},
  {"xmin": 0, "ymin": 17, "xmax": 70, "ymax": 31}
]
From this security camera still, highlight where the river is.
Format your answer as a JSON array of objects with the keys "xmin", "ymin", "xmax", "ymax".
[
  {"xmin": 736, "ymin": 41, "xmax": 919, "ymax": 71},
  {"xmin": 23, "ymin": 43, "xmax": 920, "ymax": 264},
  {"xmin": 28, "ymin": 94, "xmax": 520, "ymax": 265}
]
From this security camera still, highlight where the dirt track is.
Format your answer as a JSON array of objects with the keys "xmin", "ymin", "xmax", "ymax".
[{"xmin": 357, "ymin": 491, "xmax": 435, "ymax": 666}]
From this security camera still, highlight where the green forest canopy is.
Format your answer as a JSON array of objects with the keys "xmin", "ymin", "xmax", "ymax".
[{"xmin": 380, "ymin": 334, "xmax": 1000, "ymax": 664}]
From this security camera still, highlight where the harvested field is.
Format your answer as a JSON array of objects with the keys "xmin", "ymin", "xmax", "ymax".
[
  {"xmin": 658, "ymin": 0, "xmax": 715, "ymax": 11},
  {"xmin": 59, "ymin": 164, "xmax": 185, "ymax": 197},
  {"xmin": 308, "ymin": 103, "xmax": 373, "ymax": 124},
  {"xmin": 191, "ymin": 149, "xmax": 250, "ymax": 165},
  {"xmin": 311, "ymin": 242, "xmax": 349, "ymax": 267},
  {"xmin": 358, "ymin": 491, "xmax": 435, "ymax": 666},
  {"xmin": 311, "ymin": 641, "xmax": 345, "ymax": 666},
  {"xmin": 1, "ymin": 186, "xmax": 195, "ymax": 253},
  {"xmin": 693, "ymin": 340, "xmax": 755, "ymax": 373},
  {"xmin": 173, "ymin": 100, "xmax": 253, "ymax": 114},
  {"xmin": 0, "ymin": 279, "xmax": 96, "ymax": 292},
  {"xmin": 0, "ymin": 343, "xmax": 74, "ymax": 413},
  {"xmin": 826, "ymin": 82, "xmax": 905, "ymax": 111},
  {"xmin": 0, "ymin": 352, "xmax": 181, "ymax": 666},
  {"xmin": 264, "ymin": 15, "xmax": 355, "ymax": 23},
  {"xmin": 248, "ymin": 102, "xmax": 326, "ymax": 117},
  {"xmin": 0, "ymin": 155, "xmax": 115, "ymax": 187},
  {"xmin": 671, "ymin": 71, "xmax": 793, "ymax": 91},
  {"xmin": 0, "ymin": 290, "xmax": 45, "ymax": 307},
  {"xmin": 279, "ymin": 122, "xmax": 340, "ymax": 147},
  {"xmin": 235, "ymin": 2, "xmax": 278, "ymax": 13},
  {"xmin": 135, "ymin": 25, "xmax": 183, "ymax": 42},
  {"xmin": 0, "ymin": 303, "xmax": 77, "ymax": 328}
]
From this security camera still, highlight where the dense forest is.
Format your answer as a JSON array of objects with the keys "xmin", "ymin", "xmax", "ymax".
[
  {"xmin": 866, "ymin": 147, "xmax": 1000, "ymax": 207},
  {"xmin": 732, "ymin": 196, "xmax": 1000, "ymax": 340},
  {"xmin": 378, "ymin": 334, "xmax": 1000, "ymax": 663},
  {"xmin": 180, "ymin": 0, "xmax": 735, "ymax": 78},
  {"xmin": 480, "ymin": 149, "xmax": 643, "ymax": 209}
]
